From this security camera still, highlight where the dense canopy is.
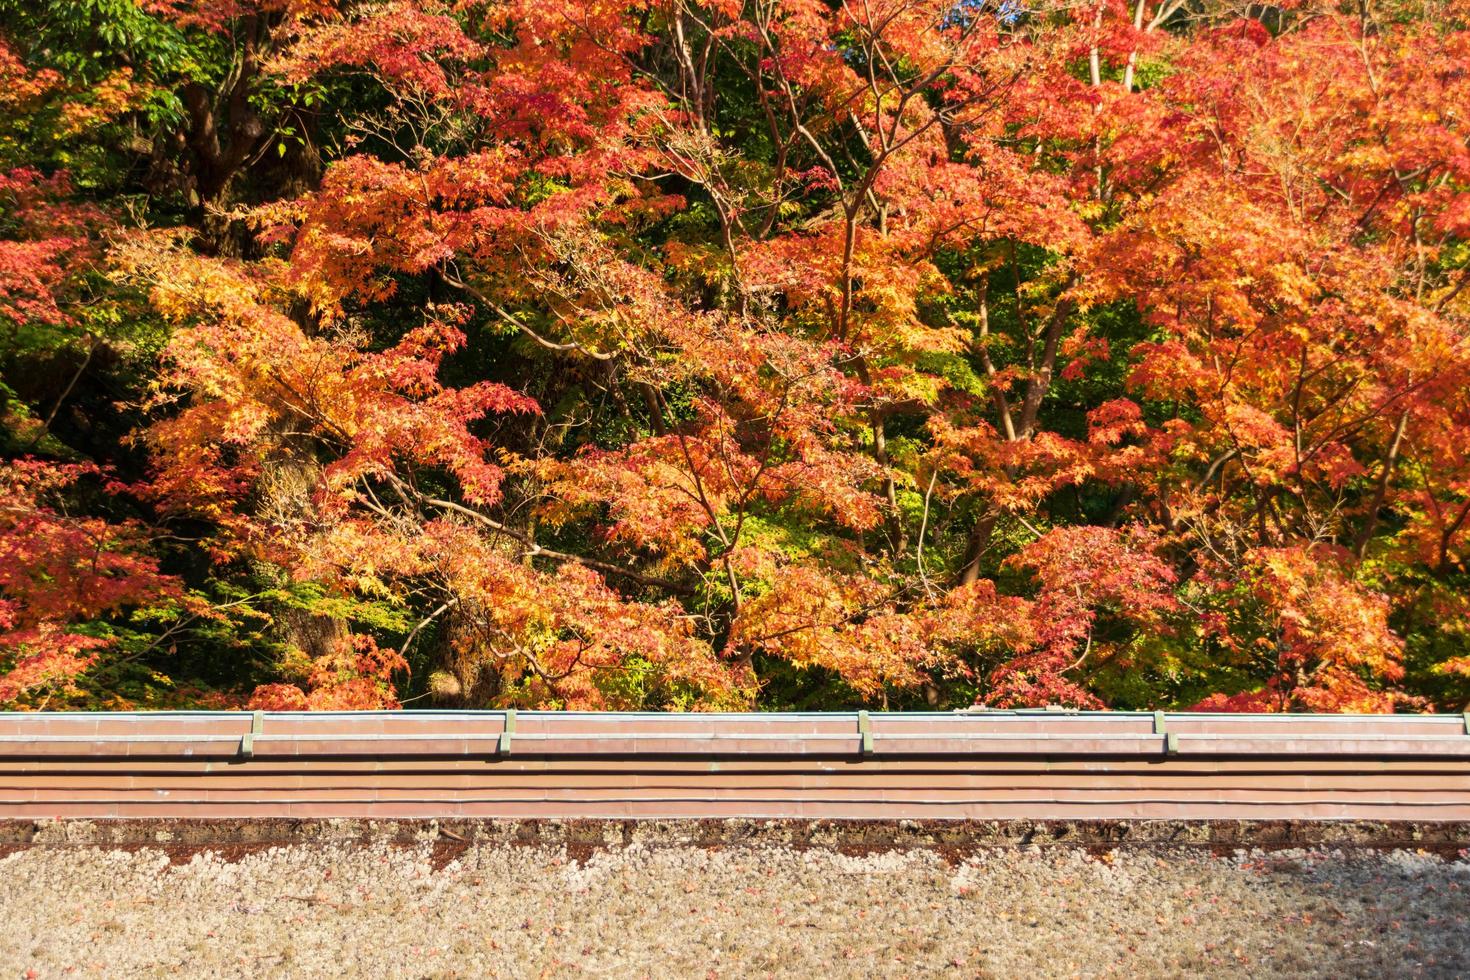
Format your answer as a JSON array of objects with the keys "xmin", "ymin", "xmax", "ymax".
[{"xmin": 2, "ymin": 0, "xmax": 1468, "ymax": 713}]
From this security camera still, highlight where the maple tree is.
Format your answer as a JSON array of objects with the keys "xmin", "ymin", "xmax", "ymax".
[
  {"xmin": 1, "ymin": 0, "xmax": 1467, "ymax": 712},
  {"xmin": 0, "ymin": 459, "xmax": 182, "ymax": 705}
]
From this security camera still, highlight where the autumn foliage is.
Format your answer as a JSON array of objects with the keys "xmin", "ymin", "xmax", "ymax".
[{"xmin": 2, "ymin": 0, "xmax": 1469, "ymax": 712}]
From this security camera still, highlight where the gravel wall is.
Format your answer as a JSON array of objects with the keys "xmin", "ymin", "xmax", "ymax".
[{"xmin": 1, "ymin": 821, "xmax": 1466, "ymax": 978}]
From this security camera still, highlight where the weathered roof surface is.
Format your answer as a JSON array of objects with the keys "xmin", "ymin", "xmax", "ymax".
[{"xmin": 1, "ymin": 710, "xmax": 1467, "ymax": 819}]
